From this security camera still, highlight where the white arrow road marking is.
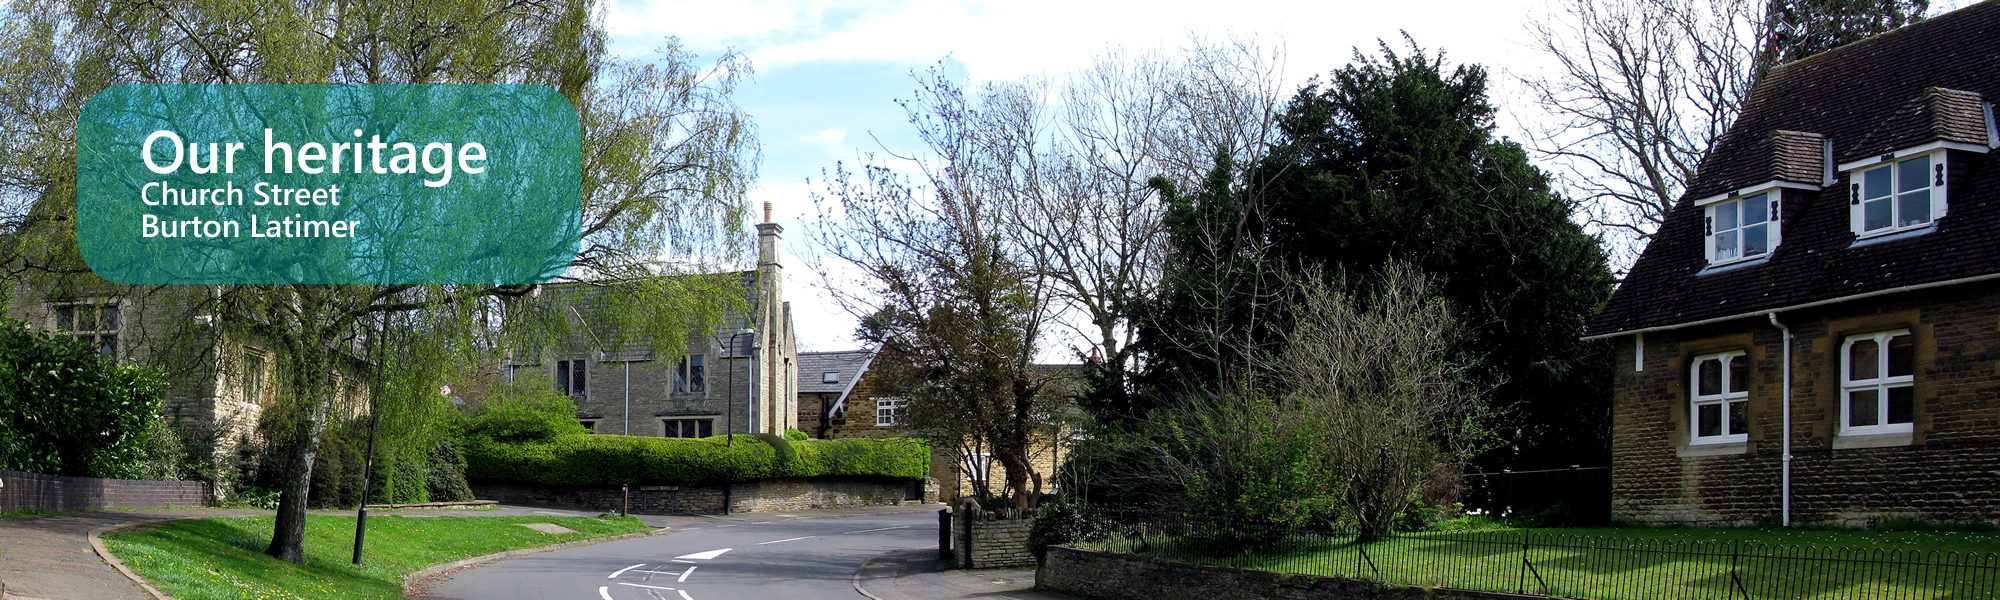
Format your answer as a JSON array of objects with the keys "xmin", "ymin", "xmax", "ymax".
[
  {"xmin": 617, "ymin": 583, "xmax": 677, "ymax": 591},
  {"xmin": 678, "ymin": 591, "xmax": 695, "ymax": 600},
  {"xmin": 840, "ymin": 524, "xmax": 912, "ymax": 536},
  {"xmin": 678, "ymin": 566, "xmax": 696, "ymax": 582},
  {"xmin": 609, "ymin": 564, "xmax": 646, "ymax": 578},
  {"xmin": 755, "ymin": 536, "xmax": 814, "ymax": 545},
  {"xmin": 670, "ymin": 560, "xmax": 697, "ymax": 564},
  {"xmin": 598, "ymin": 586, "xmax": 614, "ymax": 600},
  {"xmin": 675, "ymin": 548, "xmax": 732, "ymax": 560}
]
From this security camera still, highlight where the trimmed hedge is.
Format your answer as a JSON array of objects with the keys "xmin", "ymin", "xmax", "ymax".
[{"xmin": 464, "ymin": 434, "xmax": 929, "ymax": 486}]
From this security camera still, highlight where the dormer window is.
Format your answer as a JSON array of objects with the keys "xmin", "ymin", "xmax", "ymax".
[
  {"xmin": 1704, "ymin": 192, "xmax": 1777, "ymax": 266},
  {"xmin": 1850, "ymin": 151, "xmax": 1944, "ymax": 237}
]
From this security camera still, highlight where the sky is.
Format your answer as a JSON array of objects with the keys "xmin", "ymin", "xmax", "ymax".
[{"xmin": 598, "ymin": 0, "xmax": 1970, "ymax": 355}]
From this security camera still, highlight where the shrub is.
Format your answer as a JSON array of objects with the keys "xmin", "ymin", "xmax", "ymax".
[
  {"xmin": 785, "ymin": 429, "xmax": 809, "ymax": 441},
  {"xmin": 1029, "ymin": 502, "xmax": 1119, "ymax": 559},
  {"xmin": 459, "ymin": 375, "xmax": 588, "ymax": 441},
  {"xmin": 464, "ymin": 434, "xmax": 929, "ymax": 486},
  {"xmin": 0, "ymin": 318, "xmax": 168, "ymax": 478}
]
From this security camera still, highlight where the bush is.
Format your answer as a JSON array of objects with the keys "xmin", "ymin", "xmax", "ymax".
[
  {"xmin": 459, "ymin": 375, "xmax": 587, "ymax": 441},
  {"xmin": 1029, "ymin": 502, "xmax": 1119, "ymax": 559},
  {"xmin": 426, "ymin": 440, "xmax": 473, "ymax": 502},
  {"xmin": 0, "ymin": 318, "xmax": 169, "ymax": 478},
  {"xmin": 464, "ymin": 434, "xmax": 929, "ymax": 486},
  {"xmin": 785, "ymin": 429, "xmax": 809, "ymax": 441}
]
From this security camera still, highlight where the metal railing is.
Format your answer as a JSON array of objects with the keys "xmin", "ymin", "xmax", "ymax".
[{"xmin": 1077, "ymin": 509, "xmax": 2000, "ymax": 599}]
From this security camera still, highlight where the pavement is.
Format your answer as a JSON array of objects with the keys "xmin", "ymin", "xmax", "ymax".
[
  {"xmin": 854, "ymin": 547, "xmax": 1075, "ymax": 600},
  {"xmin": 0, "ymin": 508, "xmax": 266, "ymax": 600},
  {"xmin": 1, "ymin": 503, "xmax": 1070, "ymax": 600}
]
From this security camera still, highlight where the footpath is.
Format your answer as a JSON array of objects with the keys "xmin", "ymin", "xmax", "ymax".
[{"xmin": 854, "ymin": 547, "xmax": 1076, "ymax": 600}]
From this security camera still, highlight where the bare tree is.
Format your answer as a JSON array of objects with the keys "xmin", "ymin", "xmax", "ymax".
[
  {"xmin": 808, "ymin": 67, "xmax": 1071, "ymax": 511},
  {"xmin": 966, "ymin": 36, "xmax": 1286, "ymax": 417},
  {"xmin": 1521, "ymin": 0, "xmax": 1765, "ymax": 272}
]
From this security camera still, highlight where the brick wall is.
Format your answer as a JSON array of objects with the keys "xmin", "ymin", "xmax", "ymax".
[
  {"xmin": 0, "ymin": 470, "xmax": 212, "ymax": 512},
  {"xmin": 1037, "ymin": 547, "xmax": 1516, "ymax": 600},
  {"xmin": 469, "ymin": 476, "xmax": 911, "ymax": 515},
  {"xmin": 1612, "ymin": 282, "xmax": 2000, "ymax": 525}
]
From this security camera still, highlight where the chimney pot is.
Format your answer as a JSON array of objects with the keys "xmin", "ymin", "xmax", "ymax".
[{"xmin": 764, "ymin": 201, "xmax": 772, "ymax": 223}]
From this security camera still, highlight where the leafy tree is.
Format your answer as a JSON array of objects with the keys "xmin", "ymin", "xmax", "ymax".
[
  {"xmin": 1145, "ymin": 38, "xmax": 1615, "ymax": 470},
  {"xmin": 0, "ymin": 318, "xmax": 167, "ymax": 478},
  {"xmin": 0, "ymin": 0, "xmax": 756, "ymax": 562},
  {"xmin": 1769, "ymin": 0, "xmax": 1928, "ymax": 63},
  {"xmin": 1125, "ymin": 155, "xmax": 1286, "ymax": 419}
]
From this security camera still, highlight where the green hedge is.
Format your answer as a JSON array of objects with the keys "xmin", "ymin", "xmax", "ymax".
[{"xmin": 464, "ymin": 434, "xmax": 929, "ymax": 486}]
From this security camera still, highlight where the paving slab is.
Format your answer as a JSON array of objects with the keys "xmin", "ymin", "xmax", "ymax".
[{"xmin": 855, "ymin": 547, "xmax": 1077, "ymax": 600}]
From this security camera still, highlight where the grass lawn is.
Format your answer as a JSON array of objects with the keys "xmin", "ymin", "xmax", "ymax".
[
  {"xmin": 103, "ymin": 514, "xmax": 652, "ymax": 600},
  {"xmin": 1103, "ymin": 526, "xmax": 2000, "ymax": 600}
]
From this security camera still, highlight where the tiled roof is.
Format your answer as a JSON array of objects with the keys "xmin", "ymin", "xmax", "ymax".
[
  {"xmin": 1587, "ymin": 1, "xmax": 2000, "ymax": 338},
  {"xmin": 798, "ymin": 349, "xmax": 872, "ymax": 394},
  {"xmin": 1850, "ymin": 87, "xmax": 1989, "ymax": 160},
  {"xmin": 1687, "ymin": 130, "xmax": 1828, "ymax": 199}
]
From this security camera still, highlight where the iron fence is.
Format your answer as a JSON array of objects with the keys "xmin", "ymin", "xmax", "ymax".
[{"xmin": 1076, "ymin": 508, "xmax": 2000, "ymax": 599}]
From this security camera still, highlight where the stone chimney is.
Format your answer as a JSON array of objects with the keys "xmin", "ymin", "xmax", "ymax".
[{"xmin": 756, "ymin": 201, "xmax": 782, "ymax": 268}]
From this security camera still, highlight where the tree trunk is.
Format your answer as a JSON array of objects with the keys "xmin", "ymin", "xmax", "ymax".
[
  {"xmin": 996, "ymin": 445, "xmax": 1032, "ymax": 512},
  {"xmin": 265, "ymin": 412, "xmax": 321, "ymax": 562}
]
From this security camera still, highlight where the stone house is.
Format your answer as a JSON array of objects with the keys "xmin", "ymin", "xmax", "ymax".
[
  {"xmin": 5, "ymin": 283, "xmax": 363, "ymax": 459},
  {"xmin": 1583, "ymin": 2, "xmax": 2000, "ymax": 526},
  {"xmin": 506, "ymin": 206, "xmax": 799, "ymax": 438},
  {"xmin": 809, "ymin": 350, "xmax": 1076, "ymax": 502},
  {"xmin": 796, "ymin": 349, "xmax": 873, "ymax": 439}
]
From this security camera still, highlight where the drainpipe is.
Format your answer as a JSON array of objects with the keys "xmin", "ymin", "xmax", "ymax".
[{"xmin": 1768, "ymin": 313, "xmax": 1794, "ymax": 527}]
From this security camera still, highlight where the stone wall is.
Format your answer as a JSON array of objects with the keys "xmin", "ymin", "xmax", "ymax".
[
  {"xmin": 1611, "ymin": 282, "xmax": 2000, "ymax": 525},
  {"xmin": 949, "ymin": 500, "xmax": 1035, "ymax": 568},
  {"xmin": 0, "ymin": 470, "xmax": 212, "ymax": 512},
  {"xmin": 470, "ymin": 476, "xmax": 913, "ymax": 515},
  {"xmin": 1037, "ymin": 547, "xmax": 1518, "ymax": 600}
]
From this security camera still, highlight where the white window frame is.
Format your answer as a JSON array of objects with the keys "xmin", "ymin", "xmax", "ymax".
[
  {"xmin": 1845, "ymin": 149, "xmax": 1947, "ymax": 239},
  {"xmin": 660, "ymin": 418, "xmax": 713, "ymax": 438},
  {"xmin": 1703, "ymin": 192, "xmax": 1780, "ymax": 266},
  {"xmin": 1688, "ymin": 351, "xmax": 1750, "ymax": 444},
  {"xmin": 1840, "ymin": 330, "xmax": 1916, "ymax": 436},
  {"xmin": 876, "ymin": 397, "xmax": 908, "ymax": 427},
  {"xmin": 675, "ymin": 354, "xmax": 706, "ymax": 393}
]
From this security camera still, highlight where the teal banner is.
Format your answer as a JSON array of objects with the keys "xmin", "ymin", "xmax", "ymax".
[{"xmin": 77, "ymin": 84, "xmax": 581, "ymax": 284}]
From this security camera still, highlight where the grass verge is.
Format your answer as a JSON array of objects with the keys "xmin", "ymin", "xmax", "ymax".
[
  {"xmin": 1098, "ymin": 527, "xmax": 2000, "ymax": 600},
  {"xmin": 103, "ymin": 514, "xmax": 651, "ymax": 600}
]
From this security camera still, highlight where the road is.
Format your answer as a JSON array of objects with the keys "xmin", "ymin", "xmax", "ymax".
[{"xmin": 419, "ymin": 510, "xmax": 938, "ymax": 600}]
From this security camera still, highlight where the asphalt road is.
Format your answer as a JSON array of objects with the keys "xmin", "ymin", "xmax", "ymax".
[{"xmin": 420, "ymin": 511, "xmax": 938, "ymax": 600}]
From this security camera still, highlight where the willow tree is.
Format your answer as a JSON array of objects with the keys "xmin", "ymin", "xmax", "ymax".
[{"xmin": 0, "ymin": 0, "xmax": 757, "ymax": 562}]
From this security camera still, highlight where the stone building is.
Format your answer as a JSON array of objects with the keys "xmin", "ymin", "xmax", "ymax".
[
  {"xmin": 1583, "ymin": 3, "xmax": 2000, "ymax": 526},
  {"xmin": 6, "ymin": 283, "xmax": 370, "ymax": 456},
  {"xmin": 796, "ymin": 349, "xmax": 872, "ymax": 439},
  {"xmin": 508, "ymin": 205, "xmax": 799, "ymax": 438},
  {"xmin": 810, "ymin": 351, "xmax": 1076, "ymax": 502}
]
